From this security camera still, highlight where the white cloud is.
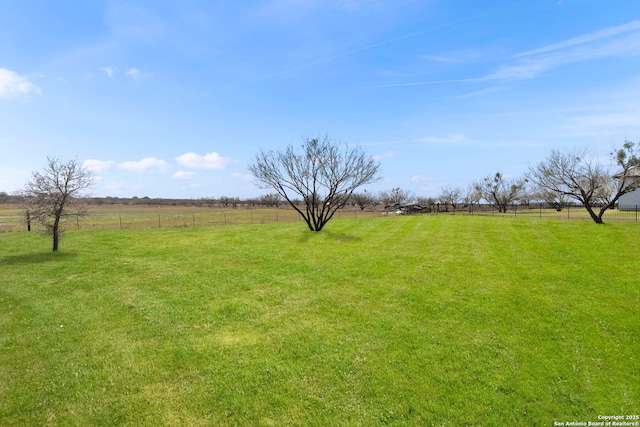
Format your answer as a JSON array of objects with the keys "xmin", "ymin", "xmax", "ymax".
[
  {"xmin": 118, "ymin": 157, "xmax": 169, "ymax": 173},
  {"xmin": 101, "ymin": 67, "xmax": 114, "ymax": 78},
  {"xmin": 380, "ymin": 21, "xmax": 640, "ymax": 88},
  {"xmin": 420, "ymin": 47, "xmax": 504, "ymax": 64},
  {"xmin": 419, "ymin": 54, "xmax": 461, "ymax": 64},
  {"xmin": 105, "ymin": 182, "xmax": 144, "ymax": 193},
  {"xmin": 176, "ymin": 152, "xmax": 231, "ymax": 169},
  {"xmin": 373, "ymin": 150, "xmax": 397, "ymax": 161},
  {"xmin": 262, "ymin": 0, "xmax": 380, "ymax": 17},
  {"xmin": 126, "ymin": 67, "xmax": 141, "ymax": 79},
  {"xmin": 0, "ymin": 68, "xmax": 41, "ymax": 99},
  {"xmin": 106, "ymin": 2, "xmax": 165, "ymax": 41},
  {"xmin": 418, "ymin": 134, "xmax": 470, "ymax": 144},
  {"xmin": 0, "ymin": 166, "xmax": 31, "ymax": 193},
  {"xmin": 259, "ymin": 0, "xmax": 320, "ymax": 19},
  {"xmin": 411, "ymin": 175, "xmax": 441, "ymax": 193},
  {"xmin": 488, "ymin": 61, "xmax": 549, "ymax": 81},
  {"xmin": 173, "ymin": 171, "xmax": 198, "ymax": 180},
  {"xmin": 561, "ymin": 110, "xmax": 640, "ymax": 139},
  {"xmin": 231, "ymin": 172, "xmax": 253, "ymax": 182},
  {"xmin": 488, "ymin": 21, "xmax": 640, "ymax": 82},
  {"xmin": 83, "ymin": 159, "xmax": 115, "ymax": 172},
  {"xmin": 514, "ymin": 20, "xmax": 640, "ymax": 58},
  {"xmin": 412, "ymin": 175, "xmax": 436, "ymax": 183},
  {"xmin": 336, "ymin": 0, "xmax": 381, "ymax": 11},
  {"xmin": 569, "ymin": 112, "xmax": 640, "ymax": 129},
  {"xmin": 373, "ymin": 77, "xmax": 486, "ymax": 88}
]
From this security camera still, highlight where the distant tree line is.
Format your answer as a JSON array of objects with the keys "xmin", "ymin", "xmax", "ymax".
[
  {"xmin": 10, "ymin": 138, "xmax": 640, "ymax": 251},
  {"xmin": 352, "ymin": 140, "xmax": 640, "ymax": 224}
]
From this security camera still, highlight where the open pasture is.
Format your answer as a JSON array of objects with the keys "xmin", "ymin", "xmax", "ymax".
[
  {"xmin": 0, "ymin": 215, "xmax": 638, "ymax": 425},
  {"xmin": 1, "ymin": 203, "xmax": 638, "ymax": 234},
  {"xmin": 0, "ymin": 204, "xmax": 380, "ymax": 233}
]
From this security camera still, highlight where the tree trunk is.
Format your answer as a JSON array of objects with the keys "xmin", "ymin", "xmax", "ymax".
[
  {"xmin": 596, "ymin": 200, "xmax": 617, "ymax": 224},
  {"xmin": 52, "ymin": 217, "xmax": 60, "ymax": 251},
  {"xmin": 52, "ymin": 229, "xmax": 59, "ymax": 251},
  {"xmin": 596, "ymin": 207, "xmax": 608, "ymax": 224},
  {"xmin": 584, "ymin": 204, "xmax": 604, "ymax": 224}
]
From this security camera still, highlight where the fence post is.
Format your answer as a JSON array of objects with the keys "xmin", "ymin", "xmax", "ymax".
[
  {"xmin": 636, "ymin": 205, "xmax": 638, "ymax": 223},
  {"xmin": 193, "ymin": 213, "xmax": 196, "ymax": 227},
  {"xmin": 158, "ymin": 214, "xmax": 161, "ymax": 228},
  {"xmin": 119, "ymin": 214, "xmax": 123, "ymax": 229},
  {"xmin": 567, "ymin": 205, "xmax": 570, "ymax": 220}
]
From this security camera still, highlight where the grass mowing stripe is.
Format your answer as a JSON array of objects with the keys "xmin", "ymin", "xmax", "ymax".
[{"xmin": 1, "ymin": 215, "xmax": 638, "ymax": 425}]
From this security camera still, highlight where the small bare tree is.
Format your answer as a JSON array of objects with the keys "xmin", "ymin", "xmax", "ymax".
[
  {"xmin": 248, "ymin": 136, "xmax": 380, "ymax": 231},
  {"xmin": 351, "ymin": 190, "xmax": 377, "ymax": 211},
  {"xmin": 259, "ymin": 193, "xmax": 283, "ymax": 207},
  {"xmin": 463, "ymin": 184, "xmax": 482, "ymax": 207},
  {"xmin": 23, "ymin": 157, "xmax": 94, "ymax": 251},
  {"xmin": 438, "ymin": 185, "xmax": 462, "ymax": 211},
  {"xmin": 416, "ymin": 196, "xmax": 437, "ymax": 212},
  {"xmin": 533, "ymin": 189, "xmax": 570, "ymax": 211},
  {"xmin": 527, "ymin": 142, "xmax": 640, "ymax": 224},
  {"xmin": 474, "ymin": 172, "xmax": 528, "ymax": 213},
  {"xmin": 379, "ymin": 188, "xmax": 414, "ymax": 206}
]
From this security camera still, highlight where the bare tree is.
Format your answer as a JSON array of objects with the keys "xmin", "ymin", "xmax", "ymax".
[
  {"xmin": 200, "ymin": 197, "xmax": 215, "ymax": 208},
  {"xmin": 533, "ymin": 188, "xmax": 570, "ymax": 211},
  {"xmin": 378, "ymin": 187, "xmax": 414, "ymax": 206},
  {"xmin": 351, "ymin": 190, "xmax": 377, "ymax": 210},
  {"xmin": 463, "ymin": 184, "xmax": 482, "ymax": 207},
  {"xmin": 219, "ymin": 196, "xmax": 241, "ymax": 208},
  {"xmin": 438, "ymin": 185, "xmax": 462, "ymax": 211},
  {"xmin": 474, "ymin": 172, "xmax": 528, "ymax": 213},
  {"xmin": 416, "ymin": 196, "xmax": 437, "ymax": 212},
  {"xmin": 259, "ymin": 193, "xmax": 283, "ymax": 207},
  {"xmin": 248, "ymin": 136, "xmax": 380, "ymax": 231},
  {"xmin": 527, "ymin": 142, "xmax": 640, "ymax": 224},
  {"xmin": 23, "ymin": 157, "xmax": 94, "ymax": 251},
  {"xmin": 516, "ymin": 181, "xmax": 535, "ymax": 207}
]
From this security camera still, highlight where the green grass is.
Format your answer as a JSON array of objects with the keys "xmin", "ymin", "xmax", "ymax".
[{"xmin": 1, "ymin": 215, "xmax": 638, "ymax": 425}]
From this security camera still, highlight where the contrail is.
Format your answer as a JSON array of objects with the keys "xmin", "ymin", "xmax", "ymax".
[
  {"xmin": 372, "ymin": 77, "xmax": 489, "ymax": 88},
  {"xmin": 243, "ymin": 1, "xmax": 517, "ymax": 86},
  {"xmin": 243, "ymin": 31, "xmax": 423, "ymax": 86}
]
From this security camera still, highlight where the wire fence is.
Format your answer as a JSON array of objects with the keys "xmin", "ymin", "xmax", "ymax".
[
  {"xmin": 0, "ymin": 204, "xmax": 638, "ymax": 233},
  {"xmin": 0, "ymin": 207, "xmax": 379, "ymax": 233},
  {"xmin": 431, "ymin": 203, "xmax": 640, "ymax": 222}
]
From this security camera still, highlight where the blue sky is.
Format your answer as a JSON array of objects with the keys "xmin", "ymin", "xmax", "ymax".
[{"xmin": 2, "ymin": 0, "xmax": 640, "ymax": 199}]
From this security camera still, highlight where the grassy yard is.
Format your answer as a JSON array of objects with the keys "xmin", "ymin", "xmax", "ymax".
[{"xmin": 0, "ymin": 215, "xmax": 638, "ymax": 425}]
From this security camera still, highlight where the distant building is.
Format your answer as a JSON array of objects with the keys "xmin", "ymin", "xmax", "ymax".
[{"xmin": 616, "ymin": 168, "xmax": 640, "ymax": 211}]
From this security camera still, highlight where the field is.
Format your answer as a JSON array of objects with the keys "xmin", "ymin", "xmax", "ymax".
[
  {"xmin": 1, "ymin": 203, "xmax": 639, "ymax": 233},
  {"xmin": 0, "ymin": 215, "xmax": 638, "ymax": 425},
  {"xmin": 0, "ymin": 204, "xmax": 380, "ymax": 232}
]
